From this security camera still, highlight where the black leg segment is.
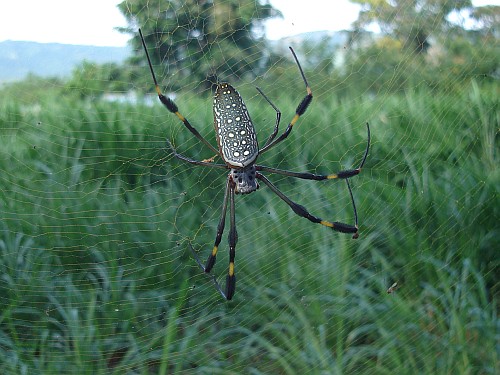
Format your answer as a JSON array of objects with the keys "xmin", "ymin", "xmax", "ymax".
[
  {"xmin": 256, "ymin": 173, "xmax": 359, "ymax": 236},
  {"xmin": 259, "ymin": 47, "xmax": 313, "ymax": 154},
  {"xmin": 225, "ymin": 182, "xmax": 238, "ymax": 300}
]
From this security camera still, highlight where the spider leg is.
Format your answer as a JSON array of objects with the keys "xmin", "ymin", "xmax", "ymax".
[
  {"xmin": 139, "ymin": 29, "xmax": 219, "ymax": 155},
  {"xmin": 225, "ymin": 181, "xmax": 238, "ymax": 300},
  {"xmin": 255, "ymin": 87, "xmax": 281, "ymax": 148},
  {"xmin": 189, "ymin": 176, "xmax": 232, "ymax": 300},
  {"xmin": 345, "ymin": 178, "xmax": 359, "ymax": 239},
  {"xmin": 166, "ymin": 140, "xmax": 227, "ymax": 169},
  {"xmin": 260, "ymin": 47, "xmax": 312, "ymax": 154},
  {"xmin": 256, "ymin": 173, "xmax": 359, "ymax": 238},
  {"xmin": 256, "ymin": 166, "xmax": 338, "ymax": 180},
  {"xmin": 188, "ymin": 242, "xmax": 228, "ymax": 300},
  {"xmin": 258, "ymin": 123, "xmax": 371, "ymax": 179},
  {"xmin": 204, "ymin": 176, "xmax": 231, "ymax": 273}
]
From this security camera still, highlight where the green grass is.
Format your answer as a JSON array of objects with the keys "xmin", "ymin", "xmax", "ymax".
[{"xmin": 0, "ymin": 81, "xmax": 498, "ymax": 374}]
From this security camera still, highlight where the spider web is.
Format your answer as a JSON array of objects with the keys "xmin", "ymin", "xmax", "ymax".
[{"xmin": 1, "ymin": 0, "xmax": 498, "ymax": 373}]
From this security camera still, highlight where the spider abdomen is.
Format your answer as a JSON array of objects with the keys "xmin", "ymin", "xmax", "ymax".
[{"xmin": 213, "ymin": 83, "xmax": 259, "ymax": 168}]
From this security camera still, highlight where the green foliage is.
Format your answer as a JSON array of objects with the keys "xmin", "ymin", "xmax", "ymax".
[
  {"xmin": 339, "ymin": 29, "xmax": 499, "ymax": 95},
  {"xmin": 65, "ymin": 61, "xmax": 137, "ymax": 99},
  {"xmin": 442, "ymin": 31, "xmax": 500, "ymax": 83},
  {"xmin": 350, "ymin": 0, "xmax": 472, "ymax": 53},
  {"xmin": 0, "ymin": 79, "xmax": 498, "ymax": 373},
  {"xmin": 0, "ymin": 74, "xmax": 65, "ymax": 103}
]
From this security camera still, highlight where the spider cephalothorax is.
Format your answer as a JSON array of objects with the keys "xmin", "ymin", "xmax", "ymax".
[
  {"xmin": 230, "ymin": 166, "xmax": 259, "ymax": 194},
  {"xmin": 139, "ymin": 29, "xmax": 370, "ymax": 300}
]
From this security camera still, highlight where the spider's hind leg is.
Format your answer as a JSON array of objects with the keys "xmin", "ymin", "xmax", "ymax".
[
  {"xmin": 203, "ymin": 176, "xmax": 231, "ymax": 274},
  {"xmin": 225, "ymin": 182, "xmax": 237, "ymax": 300},
  {"xmin": 188, "ymin": 176, "xmax": 238, "ymax": 300},
  {"xmin": 189, "ymin": 243, "xmax": 229, "ymax": 300}
]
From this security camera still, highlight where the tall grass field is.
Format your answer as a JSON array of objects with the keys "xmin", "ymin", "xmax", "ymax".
[{"xmin": 0, "ymin": 80, "xmax": 498, "ymax": 374}]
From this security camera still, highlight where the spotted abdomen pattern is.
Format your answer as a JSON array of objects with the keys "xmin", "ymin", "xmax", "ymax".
[{"xmin": 213, "ymin": 83, "xmax": 259, "ymax": 168}]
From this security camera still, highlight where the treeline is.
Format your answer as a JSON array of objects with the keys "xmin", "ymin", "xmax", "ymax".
[{"xmin": 2, "ymin": 0, "xmax": 498, "ymax": 101}]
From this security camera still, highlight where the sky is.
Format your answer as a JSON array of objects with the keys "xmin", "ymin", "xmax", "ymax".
[{"xmin": 0, "ymin": 0, "xmax": 498, "ymax": 47}]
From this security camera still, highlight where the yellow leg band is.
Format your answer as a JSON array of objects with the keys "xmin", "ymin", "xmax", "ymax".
[
  {"xmin": 320, "ymin": 220, "xmax": 334, "ymax": 228},
  {"xmin": 326, "ymin": 174, "xmax": 339, "ymax": 179},
  {"xmin": 175, "ymin": 112, "xmax": 186, "ymax": 122},
  {"xmin": 211, "ymin": 246, "xmax": 218, "ymax": 256},
  {"xmin": 229, "ymin": 262, "xmax": 235, "ymax": 276},
  {"xmin": 290, "ymin": 114, "xmax": 300, "ymax": 126}
]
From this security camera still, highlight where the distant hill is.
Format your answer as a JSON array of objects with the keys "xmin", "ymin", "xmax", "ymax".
[
  {"xmin": 0, "ymin": 31, "xmax": 349, "ymax": 84},
  {"xmin": 0, "ymin": 40, "xmax": 131, "ymax": 83}
]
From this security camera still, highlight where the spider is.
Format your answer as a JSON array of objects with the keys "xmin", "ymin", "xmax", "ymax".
[{"xmin": 139, "ymin": 29, "xmax": 370, "ymax": 300}]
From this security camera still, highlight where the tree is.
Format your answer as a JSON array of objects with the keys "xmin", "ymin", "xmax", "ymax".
[
  {"xmin": 471, "ymin": 5, "xmax": 500, "ymax": 37},
  {"xmin": 117, "ymin": 0, "xmax": 281, "ymax": 91},
  {"xmin": 350, "ymin": 0, "xmax": 472, "ymax": 53},
  {"xmin": 342, "ymin": 1, "xmax": 498, "ymax": 94}
]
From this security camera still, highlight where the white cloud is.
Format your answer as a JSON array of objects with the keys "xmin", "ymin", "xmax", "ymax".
[
  {"xmin": 0, "ymin": 0, "xmax": 128, "ymax": 46},
  {"xmin": 0, "ymin": 0, "xmax": 497, "ymax": 46}
]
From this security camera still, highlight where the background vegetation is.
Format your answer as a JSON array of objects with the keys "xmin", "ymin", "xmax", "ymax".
[{"xmin": 0, "ymin": 0, "xmax": 498, "ymax": 373}]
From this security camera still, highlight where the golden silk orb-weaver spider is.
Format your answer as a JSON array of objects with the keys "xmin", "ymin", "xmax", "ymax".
[{"xmin": 139, "ymin": 29, "xmax": 370, "ymax": 300}]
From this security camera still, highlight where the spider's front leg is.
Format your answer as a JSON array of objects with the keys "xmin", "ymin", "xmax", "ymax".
[
  {"xmin": 259, "ymin": 47, "xmax": 313, "ymax": 154},
  {"xmin": 255, "ymin": 86, "xmax": 281, "ymax": 148},
  {"xmin": 139, "ymin": 29, "xmax": 219, "ymax": 155}
]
